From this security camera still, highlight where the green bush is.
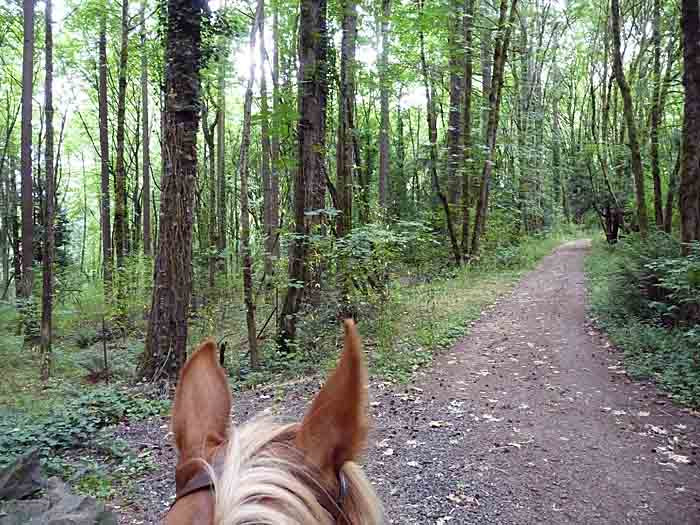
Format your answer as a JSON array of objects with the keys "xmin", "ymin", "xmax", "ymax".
[
  {"xmin": 606, "ymin": 232, "xmax": 699, "ymax": 326},
  {"xmin": 0, "ymin": 387, "xmax": 169, "ymax": 470},
  {"xmin": 586, "ymin": 236, "xmax": 700, "ymax": 406}
]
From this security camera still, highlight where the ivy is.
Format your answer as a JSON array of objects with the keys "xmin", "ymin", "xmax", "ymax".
[{"xmin": 0, "ymin": 387, "xmax": 169, "ymax": 469}]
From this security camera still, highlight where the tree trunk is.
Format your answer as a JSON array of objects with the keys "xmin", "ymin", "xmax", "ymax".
[
  {"xmin": 395, "ymin": 95, "xmax": 406, "ymax": 217},
  {"xmin": 239, "ymin": 4, "xmax": 263, "ymax": 368},
  {"xmin": 378, "ymin": 0, "xmax": 391, "ymax": 213},
  {"xmin": 680, "ymin": 0, "xmax": 700, "ymax": 249},
  {"xmin": 216, "ymin": 55, "xmax": 227, "ymax": 263},
  {"xmin": 269, "ymin": 2, "xmax": 280, "ymax": 261},
  {"xmin": 419, "ymin": 0, "xmax": 460, "ymax": 266},
  {"xmin": 114, "ymin": 0, "xmax": 130, "ymax": 270},
  {"xmin": 279, "ymin": 0, "xmax": 328, "ymax": 346},
  {"xmin": 447, "ymin": 0, "xmax": 463, "ymax": 206},
  {"xmin": 461, "ymin": 0, "xmax": 473, "ymax": 256},
  {"xmin": 336, "ymin": 0, "xmax": 357, "ymax": 237},
  {"xmin": 201, "ymin": 105, "xmax": 217, "ymax": 289},
  {"xmin": 648, "ymin": 0, "xmax": 663, "ymax": 229},
  {"xmin": 139, "ymin": 0, "xmax": 205, "ymax": 381},
  {"xmin": 141, "ymin": 1, "xmax": 151, "ymax": 256},
  {"xmin": 20, "ymin": 0, "xmax": 34, "ymax": 302},
  {"xmin": 99, "ymin": 5, "xmax": 112, "ymax": 294},
  {"xmin": 260, "ymin": 7, "xmax": 275, "ymax": 278},
  {"xmin": 480, "ymin": 3, "xmax": 492, "ymax": 143},
  {"xmin": 41, "ymin": 0, "xmax": 54, "ymax": 381},
  {"xmin": 471, "ymin": 0, "xmax": 518, "ymax": 257},
  {"xmin": 664, "ymin": 148, "xmax": 680, "ymax": 234},
  {"xmin": 611, "ymin": 0, "xmax": 648, "ymax": 236}
]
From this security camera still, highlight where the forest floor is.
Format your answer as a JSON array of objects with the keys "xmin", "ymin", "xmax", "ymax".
[{"xmin": 114, "ymin": 239, "xmax": 700, "ymax": 524}]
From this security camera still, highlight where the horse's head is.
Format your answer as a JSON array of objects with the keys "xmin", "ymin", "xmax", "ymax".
[{"xmin": 165, "ymin": 319, "xmax": 383, "ymax": 524}]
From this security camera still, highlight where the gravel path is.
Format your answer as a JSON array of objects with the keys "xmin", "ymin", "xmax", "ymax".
[{"xmin": 117, "ymin": 240, "xmax": 700, "ymax": 524}]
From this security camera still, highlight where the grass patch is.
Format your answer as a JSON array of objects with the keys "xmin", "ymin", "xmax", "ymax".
[{"xmin": 585, "ymin": 237, "xmax": 700, "ymax": 407}]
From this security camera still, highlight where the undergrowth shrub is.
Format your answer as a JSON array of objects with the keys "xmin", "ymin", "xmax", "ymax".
[
  {"xmin": 586, "ymin": 235, "xmax": 700, "ymax": 406},
  {"xmin": 0, "ymin": 387, "xmax": 169, "ymax": 472},
  {"xmin": 606, "ymin": 232, "xmax": 700, "ymax": 326}
]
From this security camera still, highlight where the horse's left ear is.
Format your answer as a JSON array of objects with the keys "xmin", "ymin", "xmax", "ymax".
[
  {"xmin": 296, "ymin": 319, "xmax": 368, "ymax": 476},
  {"xmin": 171, "ymin": 339, "xmax": 232, "ymax": 463}
]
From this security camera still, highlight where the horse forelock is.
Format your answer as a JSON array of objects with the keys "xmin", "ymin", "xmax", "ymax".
[{"xmin": 210, "ymin": 418, "xmax": 383, "ymax": 525}]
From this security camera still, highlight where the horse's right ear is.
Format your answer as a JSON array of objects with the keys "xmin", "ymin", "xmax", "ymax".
[
  {"xmin": 171, "ymin": 340, "xmax": 232, "ymax": 463},
  {"xmin": 295, "ymin": 320, "xmax": 368, "ymax": 478}
]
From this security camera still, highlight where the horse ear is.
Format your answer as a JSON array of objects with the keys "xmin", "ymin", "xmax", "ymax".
[
  {"xmin": 171, "ymin": 339, "xmax": 232, "ymax": 462},
  {"xmin": 296, "ymin": 319, "xmax": 368, "ymax": 476}
]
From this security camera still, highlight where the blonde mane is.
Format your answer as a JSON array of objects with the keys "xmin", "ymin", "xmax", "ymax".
[{"xmin": 211, "ymin": 418, "xmax": 384, "ymax": 525}]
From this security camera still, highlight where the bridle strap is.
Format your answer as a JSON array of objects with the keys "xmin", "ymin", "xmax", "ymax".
[
  {"xmin": 169, "ymin": 464, "xmax": 349, "ymax": 522},
  {"xmin": 174, "ymin": 468, "xmax": 217, "ymax": 501}
]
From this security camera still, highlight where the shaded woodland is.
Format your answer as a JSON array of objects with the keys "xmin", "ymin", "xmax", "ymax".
[{"xmin": 0, "ymin": 0, "xmax": 697, "ymax": 384}]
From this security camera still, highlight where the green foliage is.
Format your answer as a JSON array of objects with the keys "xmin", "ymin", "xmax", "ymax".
[
  {"xmin": 0, "ymin": 387, "xmax": 169, "ymax": 470},
  {"xmin": 602, "ymin": 232, "xmax": 699, "ymax": 325},
  {"xmin": 586, "ymin": 237, "xmax": 700, "ymax": 406}
]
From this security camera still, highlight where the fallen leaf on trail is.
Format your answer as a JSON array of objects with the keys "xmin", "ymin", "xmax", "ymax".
[
  {"xmin": 370, "ymin": 401, "xmax": 381, "ymax": 407},
  {"xmin": 601, "ymin": 407, "xmax": 612, "ymax": 412},
  {"xmin": 612, "ymin": 410, "xmax": 627, "ymax": 416},
  {"xmin": 657, "ymin": 446, "xmax": 691, "ymax": 464},
  {"xmin": 383, "ymin": 448, "xmax": 394, "ymax": 457},
  {"xmin": 437, "ymin": 517, "xmax": 453, "ymax": 525},
  {"xmin": 675, "ymin": 424, "xmax": 687, "ymax": 431},
  {"xmin": 637, "ymin": 411, "xmax": 650, "ymax": 417},
  {"xmin": 446, "ymin": 494, "xmax": 462, "ymax": 504},
  {"xmin": 482, "ymin": 414, "xmax": 503, "ymax": 423},
  {"xmin": 407, "ymin": 461, "xmax": 420, "ymax": 468},
  {"xmin": 527, "ymin": 342, "xmax": 535, "ymax": 348},
  {"xmin": 647, "ymin": 424, "xmax": 668, "ymax": 435},
  {"xmin": 377, "ymin": 438, "xmax": 390, "ymax": 449},
  {"xmin": 430, "ymin": 420, "xmax": 447, "ymax": 428}
]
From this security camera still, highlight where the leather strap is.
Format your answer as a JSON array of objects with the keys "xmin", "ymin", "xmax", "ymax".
[{"xmin": 170, "ymin": 463, "xmax": 348, "ymax": 522}]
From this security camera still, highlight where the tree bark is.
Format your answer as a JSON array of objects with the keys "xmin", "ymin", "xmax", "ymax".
[
  {"xmin": 664, "ymin": 147, "xmax": 680, "ymax": 234},
  {"xmin": 239, "ymin": 4, "xmax": 263, "ymax": 368},
  {"xmin": 378, "ymin": 0, "xmax": 391, "ymax": 213},
  {"xmin": 141, "ymin": 1, "xmax": 151, "ymax": 256},
  {"xmin": 270, "ymin": 1, "xmax": 280, "ymax": 261},
  {"xmin": 201, "ymin": 105, "xmax": 217, "ymax": 289},
  {"xmin": 260, "ymin": 6, "xmax": 275, "ymax": 278},
  {"xmin": 419, "ymin": 0, "xmax": 460, "ymax": 266},
  {"xmin": 139, "ymin": 0, "xmax": 205, "ymax": 381},
  {"xmin": 20, "ymin": 0, "xmax": 34, "ymax": 302},
  {"xmin": 217, "ymin": 54, "xmax": 227, "ymax": 261},
  {"xmin": 336, "ymin": 0, "xmax": 358, "ymax": 237},
  {"xmin": 470, "ymin": 0, "xmax": 518, "ymax": 257},
  {"xmin": 611, "ymin": 0, "xmax": 648, "ymax": 236},
  {"xmin": 447, "ymin": 0, "xmax": 463, "ymax": 206},
  {"xmin": 648, "ymin": 0, "xmax": 663, "ymax": 229},
  {"xmin": 40, "ymin": 0, "xmax": 54, "ymax": 381},
  {"xmin": 480, "ymin": 3, "xmax": 492, "ymax": 143},
  {"xmin": 99, "ymin": 5, "xmax": 112, "ymax": 294},
  {"xmin": 461, "ymin": 0, "xmax": 473, "ymax": 256},
  {"xmin": 680, "ymin": 0, "xmax": 700, "ymax": 249},
  {"xmin": 279, "ymin": 0, "xmax": 328, "ymax": 346},
  {"xmin": 114, "ymin": 0, "xmax": 130, "ymax": 269}
]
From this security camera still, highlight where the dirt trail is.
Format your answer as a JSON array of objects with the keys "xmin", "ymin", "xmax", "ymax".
[
  {"xmin": 365, "ymin": 239, "xmax": 700, "ymax": 524},
  {"xmin": 118, "ymin": 240, "xmax": 700, "ymax": 524}
]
